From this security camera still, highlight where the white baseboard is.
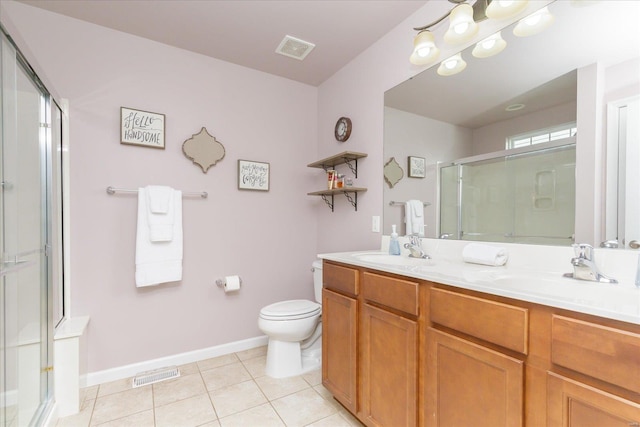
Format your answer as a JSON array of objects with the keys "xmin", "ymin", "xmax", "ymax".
[{"xmin": 82, "ymin": 335, "xmax": 268, "ymax": 388}]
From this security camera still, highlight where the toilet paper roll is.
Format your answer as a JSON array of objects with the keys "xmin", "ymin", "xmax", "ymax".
[{"xmin": 224, "ymin": 275, "xmax": 241, "ymax": 292}]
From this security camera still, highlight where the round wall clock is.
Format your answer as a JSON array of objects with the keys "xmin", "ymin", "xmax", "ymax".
[{"xmin": 334, "ymin": 117, "xmax": 352, "ymax": 142}]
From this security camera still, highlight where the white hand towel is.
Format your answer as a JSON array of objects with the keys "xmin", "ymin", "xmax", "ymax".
[
  {"xmin": 145, "ymin": 185, "xmax": 175, "ymax": 242},
  {"xmin": 136, "ymin": 188, "xmax": 183, "ymax": 287},
  {"xmin": 146, "ymin": 185, "xmax": 172, "ymax": 213},
  {"xmin": 462, "ymin": 243, "xmax": 509, "ymax": 266},
  {"xmin": 405, "ymin": 200, "xmax": 425, "ymax": 236}
]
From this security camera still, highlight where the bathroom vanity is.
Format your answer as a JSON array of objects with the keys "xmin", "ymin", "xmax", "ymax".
[{"xmin": 319, "ymin": 244, "xmax": 640, "ymax": 427}]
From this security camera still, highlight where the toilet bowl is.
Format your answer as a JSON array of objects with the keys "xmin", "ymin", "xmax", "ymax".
[{"xmin": 258, "ymin": 260, "xmax": 323, "ymax": 378}]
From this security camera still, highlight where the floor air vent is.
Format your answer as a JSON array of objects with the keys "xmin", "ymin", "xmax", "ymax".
[{"xmin": 132, "ymin": 366, "xmax": 180, "ymax": 388}]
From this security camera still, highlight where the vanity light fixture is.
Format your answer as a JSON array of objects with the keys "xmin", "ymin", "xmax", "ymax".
[
  {"xmin": 472, "ymin": 31, "xmax": 507, "ymax": 58},
  {"xmin": 513, "ymin": 6, "xmax": 555, "ymax": 37},
  {"xmin": 437, "ymin": 53, "xmax": 467, "ymax": 76},
  {"xmin": 444, "ymin": 3, "xmax": 479, "ymax": 45},
  {"xmin": 410, "ymin": 0, "xmax": 522, "ymax": 67},
  {"xmin": 410, "ymin": 0, "xmax": 553, "ymax": 75}
]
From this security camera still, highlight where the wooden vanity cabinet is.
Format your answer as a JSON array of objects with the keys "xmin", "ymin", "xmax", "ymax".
[
  {"xmin": 360, "ymin": 272, "xmax": 419, "ymax": 427},
  {"xmin": 546, "ymin": 315, "xmax": 640, "ymax": 427},
  {"xmin": 427, "ymin": 287, "xmax": 526, "ymax": 427},
  {"xmin": 321, "ymin": 260, "xmax": 640, "ymax": 427},
  {"xmin": 321, "ymin": 262, "xmax": 359, "ymax": 414},
  {"xmin": 547, "ymin": 372, "xmax": 640, "ymax": 427}
]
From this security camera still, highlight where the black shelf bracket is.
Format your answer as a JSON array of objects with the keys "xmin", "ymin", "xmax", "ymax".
[
  {"xmin": 320, "ymin": 194, "xmax": 334, "ymax": 212},
  {"xmin": 343, "ymin": 191, "xmax": 358, "ymax": 211},
  {"xmin": 342, "ymin": 157, "xmax": 358, "ymax": 178}
]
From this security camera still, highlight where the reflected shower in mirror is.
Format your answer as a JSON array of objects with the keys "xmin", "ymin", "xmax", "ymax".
[{"xmin": 383, "ymin": 0, "xmax": 640, "ymax": 246}]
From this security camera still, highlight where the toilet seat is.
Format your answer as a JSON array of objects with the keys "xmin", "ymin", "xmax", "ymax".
[{"xmin": 260, "ymin": 299, "xmax": 321, "ymax": 321}]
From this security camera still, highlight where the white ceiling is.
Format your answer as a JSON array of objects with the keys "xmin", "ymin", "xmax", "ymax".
[{"xmin": 17, "ymin": 0, "xmax": 427, "ymax": 86}]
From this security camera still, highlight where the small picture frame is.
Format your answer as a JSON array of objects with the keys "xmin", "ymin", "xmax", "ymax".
[
  {"xmin": 238, "ymin": 160, "xmax": 270, "ymax": 191},
  {"xmin": 408, "ymin": 156, "xmax": 426, "ymax": 178},
  {"xmin": 120, "ymin": 107, "xmax": 165, "ymax": 149}
]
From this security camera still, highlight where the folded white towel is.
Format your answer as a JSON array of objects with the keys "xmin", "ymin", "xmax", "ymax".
[
  {"xmin": 144, "ymin": 186, "xmax": 175, "ymax": 242},
  {"xmin": 136, "ymin": 188, "xmax": 183, "ymax": 287},
  {"xmin": 146, "ymin": 185, "xmax": 172, "ymax": 213},
  {"xmin": 462, "ymin": 243, "xmax": 508, "ymax": 266},
  {"xmin": 405, "ymin": 200, "xmax": 425, "ymax": 236}
]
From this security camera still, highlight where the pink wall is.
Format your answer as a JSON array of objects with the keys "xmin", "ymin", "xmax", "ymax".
[
  {"xmin": 2, "ymin": 2, "xmax": 319, "ymax": 372},
  {"xmin": 2, "ymin": 0, "xmax": 559, "ymax": 374}
]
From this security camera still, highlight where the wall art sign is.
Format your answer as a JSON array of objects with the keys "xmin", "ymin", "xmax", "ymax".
[
  {"xmin": 120, "ymin": 107, "xmax": 165, "ymax": 149},
  {"xmin": 408, "ymin": 156, "xmax": 426, "ymax": 178},
  {"xmin": 238, "ymin": 160, "xmax": 270, "ymax": 191}
]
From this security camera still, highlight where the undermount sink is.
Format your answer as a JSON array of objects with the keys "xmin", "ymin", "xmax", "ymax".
[{"xmin": 352, "ymin": 252, "xmax": 434, "ymax": 267}]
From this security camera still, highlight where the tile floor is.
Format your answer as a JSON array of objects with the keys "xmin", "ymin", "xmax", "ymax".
[{"xmin": 56, "ymin": 346, "xmax": 363, "ymax": 427}]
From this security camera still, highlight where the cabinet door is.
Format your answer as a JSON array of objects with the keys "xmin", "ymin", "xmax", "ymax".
[
  {"xmin": 426, "ymin": 328, "xmax": 524, "ymax": 427},
  {"xmin": 322, "ymin": 288, "xmax": 357, "ymax": 414},
  {"xmin": 547, "ymin": 372, "xmax": 640, "ymax": 427},
  {"xmin": 361, "ymin": 303, "xmax": 417, "ymax": 427}
]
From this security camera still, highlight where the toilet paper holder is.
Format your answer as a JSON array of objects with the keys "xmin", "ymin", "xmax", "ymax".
[{"xmin": 216, "ymin": 277, "xmax": 242, "ymax": 288}]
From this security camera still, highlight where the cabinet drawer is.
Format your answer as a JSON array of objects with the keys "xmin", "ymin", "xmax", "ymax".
[
  {"xmin": 551, "ymin": 315, "xmax": 640, "ymax": 394},
  {"xmin": 323, "ymin": 262, "xmax": 359, "ymax": 296},
  {"xmin": 430, "ymin": 287, "xmax": 529, "ymax": 354},
  {"xmin": 362, "ymin": 272, "xmax": 419, "ymax": 316}
]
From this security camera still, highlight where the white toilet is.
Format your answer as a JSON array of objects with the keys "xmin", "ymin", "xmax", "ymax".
[{"xmin": 258, "ymin": 260, "xmax": 323, "ymax": 378}]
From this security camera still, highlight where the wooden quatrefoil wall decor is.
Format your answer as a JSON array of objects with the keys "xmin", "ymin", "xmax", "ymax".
[{"xmin": 182, "ymin": 127, "xmax": 225, "ymax": 173}]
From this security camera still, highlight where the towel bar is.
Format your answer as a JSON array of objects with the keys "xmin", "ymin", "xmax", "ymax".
[
  {"xmin": 106, "ymin": 186, "xmax": 208, "ymax": 198},
  {"xmin": 389, "ymin": 201, "xmax": 431, "ymax": 206}
]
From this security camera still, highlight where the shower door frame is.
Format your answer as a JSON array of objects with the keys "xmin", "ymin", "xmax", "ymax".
[
  {"xmin": 1, "ymin": 25, "xmax": 63, "ymax": 427},
  {"xmin": 438, "ymin": 138, "xmax": 577, "ymax": 244}
]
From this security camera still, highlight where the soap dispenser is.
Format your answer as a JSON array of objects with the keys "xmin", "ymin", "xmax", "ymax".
[{"xmin": 389, "ymin": 224, "xmax": 401, "ymax": 255}]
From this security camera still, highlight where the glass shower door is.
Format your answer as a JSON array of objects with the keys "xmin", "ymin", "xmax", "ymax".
[
  {"xmin": 459, "ymin": 157, "xmax": 512, "ymax": 242},
  {"xmin": 1, "ymin": 32, "xmax": 53, "ymax": 427}
]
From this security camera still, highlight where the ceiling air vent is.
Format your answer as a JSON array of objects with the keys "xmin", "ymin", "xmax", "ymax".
[{"xmin": 275, "ymin": 35, "xmax": 315, "ymax": 61}]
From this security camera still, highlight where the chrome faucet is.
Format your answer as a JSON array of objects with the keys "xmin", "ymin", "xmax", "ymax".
[
  {"xmin": 404, "ymin": 233, "xmax": 430, "ymax": 259},
  {"xmin": 564, "ymin": 243, "xmax": 617, "ymax": 283}
]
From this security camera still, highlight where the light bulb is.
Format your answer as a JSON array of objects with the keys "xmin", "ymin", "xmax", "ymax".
[
  {"xmin": 454, "ymin": 22, "xmax": 469, "ymax": 35},
  {"xmin": 417, "ymin": 47, "xmax": 431, "ymax": 58},
  {"xmin": 524, "ymin": 14, "xmax": 542, "ymax": 26},
  {"xmin": 513, "ymin": 6, "xmax": 554, "ymax": 37},
  {"xmin": 410, "ymin": 31, "xmax": 440, "ymax": 65},
  {"xmin": 482, "ymin": 39, "xmax": 496, "ymax": 50},
  {"xmin": 437, "ymin": 53, "xmax": 467, "ymax": 76},
  {"xmin": 472, "ymin": 31, "xmax": 507, "ymax": 58}
]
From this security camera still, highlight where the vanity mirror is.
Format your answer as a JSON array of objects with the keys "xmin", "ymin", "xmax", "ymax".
[{"xmin": 383, "ymin": 0, "xmax": 640, "ymax": 247}]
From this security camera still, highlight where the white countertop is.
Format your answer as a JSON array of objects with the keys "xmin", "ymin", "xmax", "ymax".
[{"xmin": 319, "ymin": 239, "xmax": 640, "ymax": 326}]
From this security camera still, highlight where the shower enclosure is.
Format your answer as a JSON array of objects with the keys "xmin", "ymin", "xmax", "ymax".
[
  {"xmin": 1, "ymin": 27, "xmax": 64, "ymax": 426},
  {"xmin": 440, "ymin": 142, "xmax": 576, "ymax": 246}
]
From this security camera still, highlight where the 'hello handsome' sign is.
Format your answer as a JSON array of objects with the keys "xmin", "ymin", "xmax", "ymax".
[{"xmin": 120, "ymin": 107, "xmax": 165, "ymax": 149}]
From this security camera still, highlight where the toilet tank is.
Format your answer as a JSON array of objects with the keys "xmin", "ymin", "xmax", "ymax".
[{"xmin": 312, "ymin": 260, "xmax": 323, "ymax": 303}]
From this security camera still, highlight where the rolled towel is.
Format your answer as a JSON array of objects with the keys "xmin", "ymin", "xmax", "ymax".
[{"xmin": 462, "ymin": 243, "xmax": 508, "ymax": 266}]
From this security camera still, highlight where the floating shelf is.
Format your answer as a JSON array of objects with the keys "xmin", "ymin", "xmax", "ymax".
[
  {"xmin": 307, "ymin": 151, "xmax": 367, "ymax": 178},
  {"xmin": 307, "ymin": 187, "xmax": 367, "ymax": 212}
]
